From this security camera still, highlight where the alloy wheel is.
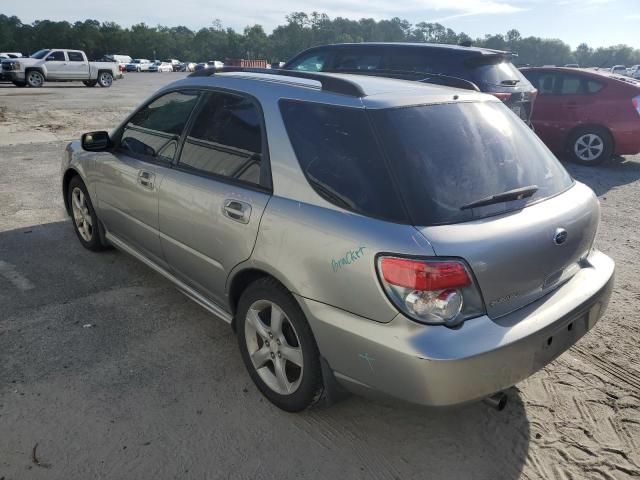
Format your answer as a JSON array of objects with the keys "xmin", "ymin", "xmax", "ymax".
[
  {"xmin": 27, "ymin": 71, "xmax": 43, "ymax": 87},
  {"xmin": 99, "ymin": 73, "xmax": 113, "ymax": 87},
  {"xmin": 244, "ymin": 299, "xmax": 304, "ymax": 395},
  {"xmin": 574, "ymin": 133, "xmax": 604, "ymax": 162},
  {"xmin": 71, "ymin": 187, "xmax": 93, "ymax": 242}
]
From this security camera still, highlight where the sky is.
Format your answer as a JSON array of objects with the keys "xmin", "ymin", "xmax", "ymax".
[{"xmin": 3, "ymin": 0, "xmax": 639, "ymax": 49}]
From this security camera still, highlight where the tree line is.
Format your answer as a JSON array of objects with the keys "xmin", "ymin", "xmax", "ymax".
[{"xmin": 1, "ymin": 12, "xmax": 638, "ymax": 67}]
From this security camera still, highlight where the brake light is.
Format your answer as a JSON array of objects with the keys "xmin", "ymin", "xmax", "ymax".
[
  {"xmin": 377, "ymin": 257, "xmax": 484, "ymax": 326},
  {"xmin": 490, "ymin": 92, "xmax": 512, "ymax": 102},
  {"xmin": 633, "ymin": 96, "xmax": 640, "ymax": 116},
  {"xmin": 380, "ymin": 258, "xmax": 470, "ymax": 290}
]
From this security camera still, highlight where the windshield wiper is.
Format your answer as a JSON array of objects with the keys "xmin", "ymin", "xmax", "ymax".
[{"xmin": 460, "ymin": 185, "xmax": 538, "ymax": 210}]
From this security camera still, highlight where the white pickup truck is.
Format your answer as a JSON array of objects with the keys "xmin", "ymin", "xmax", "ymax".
[{"xmin": 0, "ymin": 49, "xmax": 120, "ymax": 88}]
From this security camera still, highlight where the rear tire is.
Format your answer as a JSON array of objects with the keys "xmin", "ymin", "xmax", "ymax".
[
  {"xmin": 67, "ymin": 176, "xmax": 108, "ymax": 252},
  {"xmin": 26, "ymin": 70, "xmax": 44, "ymax": 88},
  {"xmin": 568, "ymin": 127, "xmax": 613, "ymax": 166},
  {"xmin": 83, "ymin": 80, "xmax": 97, "ymax": 87},
  {"xmin": 236, "ymin": 278, "xmax": 323, "ymax": 412},
  {"xmin": 97, "ymin": 72, "xmax": 113, "ymax": 88}
]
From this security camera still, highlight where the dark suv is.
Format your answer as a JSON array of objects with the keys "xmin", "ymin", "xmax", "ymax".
[{"xmin": 284, "ymin": 42, "xmax": 537, "ymax": 123}]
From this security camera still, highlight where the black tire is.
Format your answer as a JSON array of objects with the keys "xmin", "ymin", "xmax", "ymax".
[
  {"xmin": 26, "ymin": 70, "xmax": 44, "ymax": 88},
  {"xmin": 12, "ymin": 80, "xmax": 26, "ymax": 87},
  {"xmin": 67, "ymin": 176, "xmax": 108, "ymax": 252},
  {"xmin": 236, "ymin": 277, "xmax": 323, "ymax": 412},
  {"xmin": 97, "ymin": 72, "xmax": 113, "ymax": 88},
  {"xmin": 83, "ymin": 80, "xmax": 97, "ymax": 87},
  {"xmin": 567, "ymin": 127, "xmax": 613, "ymax": 166}
]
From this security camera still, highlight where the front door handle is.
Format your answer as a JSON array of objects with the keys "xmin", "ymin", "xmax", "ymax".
[
  {"xmin": 137, "ymin": 170, "xmax": 155, "ymax": 189},
  {"xmin": 222, "ymin": 199, "xmax": 252, "ymax": 224}
]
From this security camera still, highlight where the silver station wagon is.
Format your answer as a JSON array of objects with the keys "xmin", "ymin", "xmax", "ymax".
[{"xmin": 62, "ymin": 68, "xmax": 614, "ymax": 412}]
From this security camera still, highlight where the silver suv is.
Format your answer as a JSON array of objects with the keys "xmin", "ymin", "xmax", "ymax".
[{"xmin": 61, "ymin": 68, "xmax": 614, "ymax": 412}]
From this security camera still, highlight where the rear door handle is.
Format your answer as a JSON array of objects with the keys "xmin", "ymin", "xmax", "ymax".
[
  {"xmin": 222, "ymin": 199, "xmax": 252, "ymax": 224},
  {"xmin": 137, "ymin": 170, "xmax": 155, "ymax": 189}
]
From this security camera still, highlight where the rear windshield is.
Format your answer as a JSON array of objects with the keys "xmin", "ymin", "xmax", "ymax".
[
  {"xmin": 281, "ymin": 100, "xmax": 572, "ymax": 226},
  {"xmin": 469, "ymin": 57, "xmax": 528, "ymax": 87},
  {"xmin": 370, "ymin": 102, "xmax": 573, "ymax": 225}
]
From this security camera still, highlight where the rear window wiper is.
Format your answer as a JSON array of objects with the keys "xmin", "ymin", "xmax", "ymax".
[
  {"xmin": 460, "ymin": 185, "xmax": 538, "ymax": 210},
  {"xmin": 501, "ymin": 79, "xmax": 520, "ymax": 85}
]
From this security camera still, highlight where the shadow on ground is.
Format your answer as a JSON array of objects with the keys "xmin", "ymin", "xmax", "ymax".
[
  {"xmin": 0, "ymin": 221, "xmax": 530, "ymax": 479},
  {"xmin": 563, "ymin": 155, "xmax": 640, "ymax": 196}
]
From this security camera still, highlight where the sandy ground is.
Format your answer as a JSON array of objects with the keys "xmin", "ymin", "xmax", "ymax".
[{"xmin": 0, "ymin": 73, "xmax": 639, "ymax": 480}]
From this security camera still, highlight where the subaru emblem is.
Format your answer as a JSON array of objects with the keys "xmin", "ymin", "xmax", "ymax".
[{"xmin": 554, "ymin": 228, "xmax": 568, "ymax": 245}]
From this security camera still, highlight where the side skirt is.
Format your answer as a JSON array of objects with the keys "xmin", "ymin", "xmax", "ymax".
[{"xmin": 105, "ymin": 232, "xmax": 233, "ymax": 324}]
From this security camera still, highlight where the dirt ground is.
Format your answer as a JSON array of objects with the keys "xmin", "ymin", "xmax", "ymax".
[{"xmin": 0, "ymin": 74, "xmax": 639, "ymax": 480}]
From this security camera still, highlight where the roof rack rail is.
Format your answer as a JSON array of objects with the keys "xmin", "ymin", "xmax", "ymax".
[
  {"xmin": 323, "ymin": 68, "xmax": 480, "ymax": 91},
  {"xmin": 189, "ymin": 67, "xmax": 366, "ymax": 97}
]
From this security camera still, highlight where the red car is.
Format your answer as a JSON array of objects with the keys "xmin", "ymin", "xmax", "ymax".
[{"xmin": 521, "ymin": 67, "xmax": 640, "ymax": 165}]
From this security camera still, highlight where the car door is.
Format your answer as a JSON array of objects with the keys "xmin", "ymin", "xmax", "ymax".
[
  {"xmin": 158, "ymin": 91, "xmax": 271, "ymax": 306},
  {"xmin": 525, "ymin": 71, "xmax": 566, "ymax": 151},
  {"xmin": 95, "ymin": 90, "xmax": 201, "ymax": 266},
  {"xmin": 44, "ymin": 50, "xmax": 68, "ymax": 79},
  {"xmin": 66, "ymin": 51, "xmax": 90, "ymax": 79}
]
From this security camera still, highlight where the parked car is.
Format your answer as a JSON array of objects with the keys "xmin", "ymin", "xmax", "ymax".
[
  {"xmin": 125, "ymin": 59, "xmax": 151, "ymax": 72},
  {"xmin": 164, "ymin": 59, "xmax": 182, "ymax": 71},
  {"xmin": 1, "ymin": 49, "xmax": 119, "ymax": 87},
  {"xmin": 626, "ymin": 65, "xmax": 640, "ymax": 77},
  {"xmin": 0, "ymin": 52, "xmax": 22, "ymax": 58},
  {"xmin": 179, "ymin": 62, "xmax": 196, "ymax": 72},
  {"xmin": 283, "ymin": 42, "xmax": 538, "ymax": 124},
  {"xmin": 61, "ymin": 68, "xmax": 614, "ymax": 412},
  {"xmin": 610, "ymin": 65, "xmax": 627, "ymax": 75},
  {"xmin": 149, "ymin": 61, "xmax": 173, "ymax": 72},
  {"xmin": 521, "ymin": 67, "xmax": 640, "ymax": 165}
]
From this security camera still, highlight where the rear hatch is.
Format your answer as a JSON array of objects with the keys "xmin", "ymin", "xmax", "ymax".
[
  {"xmin": 466, "ymin": 55, "xmax": 537, "ymax": 123},
  {"xmin": 370, "ymin": 100, "xmax": 599, "ymax": 319}
]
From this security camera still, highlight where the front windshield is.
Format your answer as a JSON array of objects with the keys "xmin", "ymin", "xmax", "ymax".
[{"xmin": 31, "ymin": 49, "xmax": 50, "ymax": 59}]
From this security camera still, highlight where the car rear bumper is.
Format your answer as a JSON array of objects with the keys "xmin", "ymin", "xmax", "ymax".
[
  {"xmin": 297, "ymin": 250, "xmax": 614, "ymax": 407},
  {"xmin": 614, "ymin": 126, "xmax": 640, "ymax": 155}
]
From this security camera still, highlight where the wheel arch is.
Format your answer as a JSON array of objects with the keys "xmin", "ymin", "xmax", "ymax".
[
  {"xmin": 227, "ymin": 266, "xmax": 295, "ymax": 330},
  {"xmin": 25, "ymin": 66, "xmax": 46, "ymax": 79},
  {"xmin": 565, "ymin": 123, "xmax": 615, "ymax": 153},
  {"xmin": 62, "ymin": 168, "xmax": 81, "ymax": 216}
]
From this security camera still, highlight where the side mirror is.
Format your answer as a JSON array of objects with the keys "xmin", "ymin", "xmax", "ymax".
[{"xmin": 81, "ymin": 131, "xmax": 111, "ymax": 151}]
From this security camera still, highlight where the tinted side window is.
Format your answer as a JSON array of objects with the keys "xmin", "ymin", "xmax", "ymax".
[
  {"xmin": 67, "ymin": 51, "xmax": 84, "ymax": 62},
  {"xmin": 332, "ymin": 49, "xmax": 383, "ymax": 71},
  {"xmin": 385, "ymin": 48, "xmax": 460, "ymax": 76},
  {"xmin": 47, "ymin": 51, "xmax": 66, "ymax": 61},
  {"xmin": 288, "ymin": 52, "xmax": 329, "ymax": 72},
  {"xmin": 120, "ymin": 91, "xmax": 199, "ymax": 162},
  {"xmin": 178, "ymin": 93, "xmax": 263, "ymax": 186},
  {"xmin": 536, "ymin": 72, "xmax": 558, "ymax": 95},
  {"xmin": 558, "ymin": 74, "xmax": 584, "ymax": 94},
  {"xmin": 587, "ymin": 80, "xmax": 604, "ymax": 93},
  {"xmin": 280, "ymin": 100, "xmax": 407, "ymax": 223}
]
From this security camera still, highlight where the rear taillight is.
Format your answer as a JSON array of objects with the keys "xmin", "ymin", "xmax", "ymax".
[
  {"xmin": 633, "ymin": 96, "xmax": 640, "ymax": 116},
  {"xmin": 377, "ymin": 256, "xmax": 485, "ymax": 327},
  {"xmin": 490, "ymin": 92, "xmax": 512, "ymax": 102}
]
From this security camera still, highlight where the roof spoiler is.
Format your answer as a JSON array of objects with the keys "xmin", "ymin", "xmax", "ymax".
[
  {"xmin": 322, "ymin": 68, "xmax": 480, "ymax": 91},
  {"xmin": 189, "ymin": 67, "xmax": 365, "ymax": 97}
]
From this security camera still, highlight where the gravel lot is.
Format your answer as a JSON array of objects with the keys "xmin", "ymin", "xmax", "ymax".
[{"xmin": 1, "ymin": 73, "xmax": 639, "ymax": 480}]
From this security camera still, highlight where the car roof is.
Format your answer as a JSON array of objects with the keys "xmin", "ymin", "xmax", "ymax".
[
  {"xmin": 292, "ymin": 42, "xmax": 511, "ymax": 57},
  {"xmin": 165, "ymin": 70, "xmax": 493, "ymax": 109}
]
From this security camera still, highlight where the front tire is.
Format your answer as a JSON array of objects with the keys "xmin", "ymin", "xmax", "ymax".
[
  {"xmin": 68, "ymin": 176, "xmax": 108, "ymax": 252},
  {"xmin": 83, "ymin": 80, "xmax": 97, "ymax": 87},
  {"xmin": 236, "ymin": 278, "xmax": 323, "ymax": 412},
  {"xmin": 12, "ymin": 80, "xmax": 26, "ymax": 87},
  {"xmin": 568, "ymin": 127, "xmax": 613, "ymax": 166},
  {"xmin": 26, "ymin": 70, "xmax": 44, "ymax": 88},
  {"xmin": 97, "ymin": 72, "xmax": 113, "ymax": 88}
]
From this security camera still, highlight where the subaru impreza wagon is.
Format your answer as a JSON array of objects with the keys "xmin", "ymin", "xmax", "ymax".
[{"xmin": 61, "ymin": 68, "xmax": 614, "ymax": 412}]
